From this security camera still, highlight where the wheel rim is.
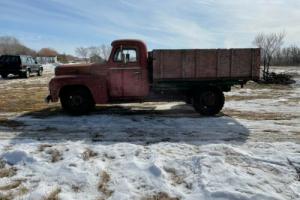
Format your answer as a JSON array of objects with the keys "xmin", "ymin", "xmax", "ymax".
[
  {"xmin": 69, "ymin": 95, "xmax": 83, "ymax": 107},
  {"xmin": 200, "ymin": 91, "xmax": 217, "ymax": 108},
  {"xmin": 26, "ymin": 71, "xmax": 30, "ymax": 77}
]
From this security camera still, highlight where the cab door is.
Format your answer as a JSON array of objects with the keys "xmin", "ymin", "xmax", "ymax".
[{"xmin": 109, "ymin": 47, "xmax": 143, "ymax": 98}]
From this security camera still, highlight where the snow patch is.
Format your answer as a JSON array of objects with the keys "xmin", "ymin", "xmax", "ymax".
[{"xmin": 1, "ymin": 150, "xmax": 35, "ymax": 165}]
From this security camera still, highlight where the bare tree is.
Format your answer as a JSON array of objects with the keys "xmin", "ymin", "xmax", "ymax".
[
  {"xmin": 88, "ymin": 46, "xmax": 105, "ymax": 63},
  {"xmin": 88, "ymin": 46, "xmax": 101, "ymax": 57},
  {"xmin": 253, "ymin": 32, "xmax": 285, "ymax": 79},
  {"xmin": 38, "ymin": 48, "xmax": 59, "ymax": 57},
  {"xmin": 75, "ymin": 47, "xmax": 89, "ymax": 63},
  {"xmin": 100, "ymin": 44, "xmax": 111, "ymax": 60},
  {"xmin": 0, "ymin": 36, "xmax": 36, "ymax": 56}
]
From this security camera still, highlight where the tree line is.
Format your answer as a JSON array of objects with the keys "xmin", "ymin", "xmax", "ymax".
[
  {"xmin": 0, "ymin": 36, "xmax": 111, "ymax": 63},
  {"xmin": 272, "ymin": 45, "xmax": 300, "ymax": 66},
  {"xmin": 75, "ymin": 45, "xmax": 111, "ymax": 63},
  {"xmin": 253, "ymin": 32, "xmax": 300, "ymax": 67}
]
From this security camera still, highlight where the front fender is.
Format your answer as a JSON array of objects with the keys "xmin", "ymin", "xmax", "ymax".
[{"xmin": 48, "ymin": 75, "xmax": 108, "ymax": 104}]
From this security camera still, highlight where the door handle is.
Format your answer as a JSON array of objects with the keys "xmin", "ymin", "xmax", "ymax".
[{"xmin": 133, "ymin": 71, "xmax": 141, "ymax": 74}]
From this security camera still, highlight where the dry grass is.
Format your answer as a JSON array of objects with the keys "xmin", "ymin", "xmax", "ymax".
[
  {"xmin": 223, "ymin": 108, "xmax": 297, "ymax": 120},
  {"xmin": 0, "ymin": 167, "xmax": 17, "ymax": 178},
  {"xmin": 43, "ymin": 187, "xmax": 61, "ymax": 200},
  {"xmin": 0, "ymin": 181, "xmax": 21, "ymax": 191},
  {"xmin": 103, "ymin": 153, "xmax": 115, "ymax": 160},
  {"xmin": 0, "ymin": 74, "xmax": 59, "ymax": 115},
  {"xmin": 0, "ymin": 184, "xmax": 28, "ymax": 200},
  {"xmin": 46, "ymin": 149, "xmax": 63, "ymax": 163},
  {"xmin": 18, "ymin": 185, "xmax": 29, "ymax": 196},
  {"xmin": 163, "ymin": 167, "xmax": 184, "ymax": 185},
  {"xmin": 98, "ymin": 171, "xmax": 113, "ymax": 198},
  {"xmin": 71, "ymin": 185, "xmax": 81, "ymax": 193},
  {"xmin": 38, "ymin": 144, "xmax": 53, "ymax": 152},
  {"xmin": 0, "ymin": 193, "xmax": 14, "ymax": 200},
  {"xmin": 225, "ymin": 95, "xmax": 270, "ymax": 101},
  {"xmin": 143, "ymin": 192, "xmax": 180, "ymax": 200},
  {"xmin": 82, "ymin": 148, "xmax": 98, "ymax": 161},
  {"xmin": 0, "ymin": 86, "xmax": 49, "ymax": 113},
  {"xmin": 163, "ymin": 167, "xmax": 192, "ymax": 190}
]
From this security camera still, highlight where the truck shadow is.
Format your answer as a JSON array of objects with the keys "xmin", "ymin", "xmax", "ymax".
[{"xmin": 7, "ymin": 104, "xmax": 250, "ymax": 144}]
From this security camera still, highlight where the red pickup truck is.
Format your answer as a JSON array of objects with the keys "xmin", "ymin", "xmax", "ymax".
[{"xmin": 46, "ymin": 39, "xmax": 260, "ymax": 115}]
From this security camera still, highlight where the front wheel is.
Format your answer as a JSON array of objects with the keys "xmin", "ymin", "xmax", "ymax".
[
  {"xmin": 21, "ymin": 70, "xmax": 30, "ymax": 78},
  {"xmin": 1, "ymin": 73, "xmax": 8, "ymax": 79},
  {"xmin": 37, "ymin": 68, "xmax": 43, "ymax": 76},
  {"xmin": 192, "ymin": 89, "xmax": 225, "ymax": 116},
  {"xmin": 60, "ymin": 89, "xmax": 95, "ymax": 115}
]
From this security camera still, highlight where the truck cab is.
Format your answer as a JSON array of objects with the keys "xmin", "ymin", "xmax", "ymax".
[
  {"xmin": 106, "ymin": 40, "xmax": 149, "ymax": 99},
  {"xmin": 48, "ymin": 39, "xmax": 151, "ymax": 114}
]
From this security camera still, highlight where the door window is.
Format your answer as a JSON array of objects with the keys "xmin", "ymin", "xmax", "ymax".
[
  {"xmin": 30, "ymin": 58, "xmax": 36, "ymax": 64},
  {"xmin": 26, "ymin": 57, "xmax": 32, "ymax": 64},
  {"xmin": 113, "ymin": 48, "xmax": 137, "ymax": 63}
]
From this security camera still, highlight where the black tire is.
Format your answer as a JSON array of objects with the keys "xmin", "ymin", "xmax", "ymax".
[
  {"xmin": 60, "ymin": 88, "xmax": 95, "ymax": 115},
  {"xmin": 193, "ymin": 88, "xmax": 225, "ymax": 116},
  {"xmin": 37, "ymin": 68, "xmax": 43, "ymax": 76},
  {"xmin": 22, "ymin": 70, "xmax": 30, "ymax": 78},
  {"xmin": 1, "ymin": 73, "xmax": 8, "ymax": 79}
]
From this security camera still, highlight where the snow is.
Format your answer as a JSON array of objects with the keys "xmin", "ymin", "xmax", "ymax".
[
  {"xmin": 1, "ymin": 150, "xmax": 35, "ymax": 165},
  {"xmin": 0, "ymin": 66, "xmax": 299, "ymax": 199},
  {"xmin": 0, "ymin": 140, "xmax": 299, "ymax": 200}
]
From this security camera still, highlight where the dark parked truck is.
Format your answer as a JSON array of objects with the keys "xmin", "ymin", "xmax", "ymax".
[
  {"xmin": 46, "ymin": 39, "xmax": 260, "ymax": 115},
  {"xmin": 0, "ymin": 55, "xmax": 43, "ymax": 78}
]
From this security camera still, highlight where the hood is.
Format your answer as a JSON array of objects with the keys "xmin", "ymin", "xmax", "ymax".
[{"xmin": 55, "ymin": 63, "xmax": 93, "ymax": 76}]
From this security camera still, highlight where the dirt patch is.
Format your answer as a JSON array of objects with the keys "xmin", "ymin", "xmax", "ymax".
[
  {"xmin": 0, "ymin": 193, "xmax": 14, "ymax": 200},
  {"xmin": 43, "ymin": 187, "xmax": 61, "ymax": 200},
  {"xmin": 82, "ymin": 148, "xmax": 98, "ymax": 161},
  {"xmin": 163, "ymin": 167, "xmax": 191, "ymax": 189},
  {"xmin": 143, "ymin": 192, "xmax": 180, "ymax": 200},
  {"xmin": 225, "ymin": 95, "xmax": 271, "ymax": 101},
  {"xmin": 98, "ymin": 171, "xmax": 113, "ymax": 198},
  {"xmin": 71, "ymin": 185, "xmax": 82, "ymax": 193},
  {"xmin": 239, "ymin": 81, "xmax": 294, "ymax": 90},
  {"xmin": 38, "ymin": 144, "xmax": 53, "ymax": 152},
  {"xmin": 0, "ymin": 180, "xmax": 21, "ymax": 191},
  {"xmin": 46, "ymin": 149, "xmax": 63, "ymax": 163},
  {"xmin": 223, "ymin": 109, "xmax": 297, "ymax": 120},
  {"xmin": 0, "ymin": 167, "xmax": 17, "ymax": 178}
]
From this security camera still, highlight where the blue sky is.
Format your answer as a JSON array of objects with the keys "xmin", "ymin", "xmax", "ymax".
[{"xmin": 0, "ymin": 0, "xmax": 299, "ymax": 55}]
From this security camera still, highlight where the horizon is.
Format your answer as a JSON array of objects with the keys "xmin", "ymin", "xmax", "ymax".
[{"xmin": 1, "ymin": 0, "xmax": 299, "ymax": 55}]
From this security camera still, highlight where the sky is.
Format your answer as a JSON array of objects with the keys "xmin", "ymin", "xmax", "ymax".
[{"xmin": 0, "ymin": 0, "xmax": 299, "ymax": 55}]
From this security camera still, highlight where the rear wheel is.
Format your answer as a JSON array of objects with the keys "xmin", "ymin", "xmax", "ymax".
[
  {"xmin": 60, "ymin": 88, "xmax": 95, "ymax": 115},
  {"xmin": 192, "ymin": 88, "xmax": 225, "ymax": 116}
]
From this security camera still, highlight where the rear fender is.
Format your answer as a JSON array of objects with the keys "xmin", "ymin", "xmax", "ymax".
[{"xmin": 49, "ymin": 75, "xmax": 108, "ymax": 104}]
